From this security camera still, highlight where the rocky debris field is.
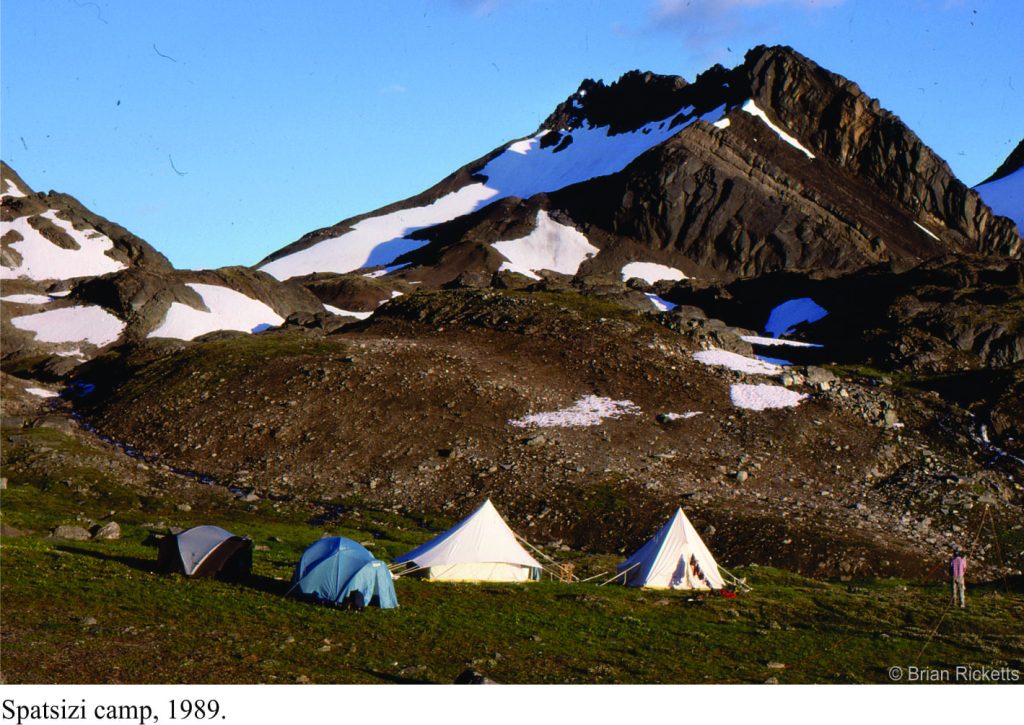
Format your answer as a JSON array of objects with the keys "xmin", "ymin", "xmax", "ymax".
[{"xmin": 30, "ymin": 288, "xmax": 1018, "ymax": 581}]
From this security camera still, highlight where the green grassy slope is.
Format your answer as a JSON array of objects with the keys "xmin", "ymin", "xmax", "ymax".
[{"xmin": 3, "ymin": 428, "xmax": 1022, "ymax": 684}]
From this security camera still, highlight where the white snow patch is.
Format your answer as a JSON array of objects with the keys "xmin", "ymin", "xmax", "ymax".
[
  {"xmin": 492, "ymin": 210, "xmax": 598, "ymax": 280},
  {"xmin": 148, "ymin": 283, "xmax": 284, "ymax": 341},
  {"xmin": 693, "ymin": 348, "xmax": 782, "ymax": 375},
  {"xmin": 741, "ymin": 335, "xmax": 823, "ymax": 348},
  {"xmin": 26, "ymin": 387, "xmax": 58, "ymax": 398},
  {"xmin": 645, "ymin": 293, "xmax": 677, "ymax": 311},
  {"xmin": 764, "ymin": 298, "xmax": 828, "ymax": 337},
  {"xmin": 757, "ymin": 354, "xmax": 793, "ymax": 366},
  {"xmin": 913, "ymin": 221, "xmax": 940, "ymax": 241},
  {"xmin": 741, "ymin": 100, "xmax": 815, "ymax": 159},
  {"xmin": 713, "ymin": 117, "xmax": 731, "ymax": 130},
  {"xmin": 509, "ymin": 395, "xmax": 641, "ymax": 428},
  {"xmin": 621, "ymin": 261, "xmax": 687, "ymax": 284},
  {"xmin": 1, "ymin": 293, "xmax": 53, "ymax": 305},
  {"xmin": 259, "ymin": 184, "xmax": 499, "ymax": 280},
  {"xmin": 975, "ymin": 167, "xmax": 1023, "ymax": 233},
  {"xmin": 2, "ymin": 177, "xmax": 27, "ymax": 198},
  {"xmin": 260, "ymin": 104, "xmax": 729, "ymax": 280},
  {"xmin": 363, "ymin": 263, "xmax": 410, "ymax": 278},
  {"xmin": 11, "ymin": 305, "xmax": 125, "ymax": 346},
  {"xmin": 661, "ymin": 411, "xmax": 702, "ymax": 421},
  {"xmin": 55, "ymin": 349, "xmax": 84, "ymax": 358},
  {"xmin": 730, "ymin": 383, "xmax": 808, "ymax": 411},
  {"xmin": 0, "ymin": 210, "xmax": 126, "ymax": 281},
  {"xmin": 49, "ymin": 290, "xmax": 71, "ymax": 297},
  {"xmin": 508, "ymin": 136, "xmax": 540, "ymax": 154},
  {"xmin": 323, "ymin": 304, "xmax": 373, "ymax": 320}
]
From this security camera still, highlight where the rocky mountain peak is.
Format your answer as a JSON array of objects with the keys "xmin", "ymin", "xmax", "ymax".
[{"xmin": 540, "ymin": 69, "xmax": 690, "ymax": 135}]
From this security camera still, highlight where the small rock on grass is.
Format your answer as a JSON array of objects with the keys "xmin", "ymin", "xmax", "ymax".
[
  {"xmin": 92, "ymin": 521, "xmax": 121, "ymax": 540},
  {"xmin": 51, "ymin": 525, "xmax": 91, "ymax": 541}
]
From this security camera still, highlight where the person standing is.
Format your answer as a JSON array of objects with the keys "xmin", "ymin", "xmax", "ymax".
[{"xmin": 950, "ymin": 549, "xmax": 967, "ymax": 609}]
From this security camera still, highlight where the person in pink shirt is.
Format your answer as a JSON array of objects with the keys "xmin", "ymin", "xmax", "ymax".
[{"xmin": 950, "ymin": 549, "xmax": 967, "ymax": 608}]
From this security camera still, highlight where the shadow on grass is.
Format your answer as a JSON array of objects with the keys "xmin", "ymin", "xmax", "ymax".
[
  {"xmin": 57, "ymin": 545, "xmax": 156, "ymax": 574},
  {"xmin": 55, "ymin": 546, "xmax": 291, "ymax": 597},
  {"xmin": 362, "ymin": 669, "xmax": 437, "ymax": 684},
  {"xmin": 244, "ymin": 573, "xmax": 290, "ymax": 596}
]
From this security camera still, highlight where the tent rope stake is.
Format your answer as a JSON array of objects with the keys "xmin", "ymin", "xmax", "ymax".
[{"xmin": 513, "ymin": 531, "xmax": 578, "ymax": 582}]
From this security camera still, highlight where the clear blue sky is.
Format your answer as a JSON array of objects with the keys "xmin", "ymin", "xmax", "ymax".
[{"xmin": 2, "ymin": 0, "xmax": 1021, "ymax": 270}]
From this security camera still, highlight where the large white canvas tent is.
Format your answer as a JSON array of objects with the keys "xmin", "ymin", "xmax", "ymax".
[
  {"xmin": 393, "ymin": 499, "xmax": 543, "ymax": 582},
  {"xmin": 616, "ymin": 508, "xmax": 724, "ymax": 590}
]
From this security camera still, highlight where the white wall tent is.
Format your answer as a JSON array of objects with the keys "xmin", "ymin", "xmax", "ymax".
[
  {"xmin": 394, "ymin": 499, "xmax": 543, "ymax": 582},
  {"xmin": 616, "ymin": 508, "xmax": 724, "ymax": 590}
]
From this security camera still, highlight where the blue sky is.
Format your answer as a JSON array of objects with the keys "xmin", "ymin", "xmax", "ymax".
[{"xmin": 2, "ymin": 0, "xmax": 1021, "ymax": 270}]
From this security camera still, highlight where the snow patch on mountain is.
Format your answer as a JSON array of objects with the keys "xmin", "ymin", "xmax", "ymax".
[
  {"xmin": 741, "ymin": 100, "xmax": 815, "ymax": 159},
  {"xmin": 764, "ymin": 298, "xmax": 828, "ymax": 337},
  {"xmin": 509, "ymin": 395, "xmax": 641, "ymax": 428},
  {"xmin": 621, "ymin": 261, "xmax": 687, "ymax": 284},
  {"xmin": 741, "ymin": 335, "xmax": 823, "ymax": 348},
  {"xmin": 693, "ymin": 349, "xmax": 782, "ymax": 375},
  {"xmin": 148, "ymin": 283, "xmax": 284, "ymax": 341},
  {"xmin": 479, "ymin": 104, "xmax": 725, "ymax": 200},
  {"xmin": 259, "ymin": 184, "xmax": 498, "ymax": 281},
  {"xmin": 2, "ymin": 293, "xmax": 54, "ymax": 305},
  {"xmin": 913, "ymin": 221, "xmax": 940, "ymax": 241},
  {"xmin": 975, "ymin": 167, "xmax": 1023, "ymax": 233},
  {"xmin": 11, "ymin": 305, "xmax": 125, "ymax": 346},
  {"xmin": 0, "ymin": 210, "xmax": 126, "ymax": 281},
  {"xmin": 2, "ymin": 177, "xmax": 27, "ymax": 198},
  {"xmin": 492, "ymin": 211, "xmax": 598, "ymax": 280},
  {"xmin": 363, "ymin": 263, "xmax": 410, "ymax": 278},
  {"xmin": 645, "ymin": 293, "xmax": 677, "ymax": 311},
  {"xmin": 26, "ymin": 387, "xmax": 58, "ymax": 398},
  {"xmin": 323, "ymin": 304, "xmax": 373, "ymax": 320},
  {"xmin": 260, "ymin": 104, "xmax": 728, "ymax": 280},
  {"xmin": 730, "ymin": 383, "xmax": 808, "ymax": 411},
  {"xmin": 660, "ymin": 411, "xmax": 702, "ymax": 421}
]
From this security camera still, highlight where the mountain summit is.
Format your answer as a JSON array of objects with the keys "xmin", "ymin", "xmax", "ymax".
[{"xmin": 257, "ymin": 45, "xmax": 1021, "ymax": 302}]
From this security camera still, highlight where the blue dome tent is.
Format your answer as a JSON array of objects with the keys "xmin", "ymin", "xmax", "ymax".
[{"xmin": 289, "ymin": 537, "xmax": 398, "ymax": 609}]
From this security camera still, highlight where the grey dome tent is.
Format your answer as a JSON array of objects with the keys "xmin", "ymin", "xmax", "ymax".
[{"xmin": 157, "ymin": 525, "xmax": 253, "ymax": 581}]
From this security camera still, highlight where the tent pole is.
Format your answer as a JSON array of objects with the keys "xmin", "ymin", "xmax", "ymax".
[
  {"xmin": 599, "ymin": 562, "xmax": 639, "ymax": 587},
  {"xmin": 513, "ymin": 531, "xmax": 578, "ymax": 582}
]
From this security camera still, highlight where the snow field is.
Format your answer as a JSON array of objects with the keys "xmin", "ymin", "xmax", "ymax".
[
  {"xmin": 730, "ymin": 383, "xmax": 808, "ymax": 411},
  {"xmin": 621, "ymin": 261, "xmax": 686, "ymax": 285},
  {"xmin": 509, "ymin": 395, "xmax": 641, "ymax": 428},
  {"xmin": 492, "ymin": 211, "xmax": 598, "ymax": 280},
  {"xmin": 148, "ymin": 283, "xmax": 284, "ymax": 341},
  {"xmin": 10, "ymin": 305, "xmax": 125, "ymax": 346},
  {"xmin": 763, "ymin": 298, "xmax": 828, "ymax": 337},
  {"xmin": 974, "ymin": 167, "xmax": 1023, "ymax": 233},
  {"xmin": 693, "ymin": 349, "xmax": 783, "ymax": 375},
  {"xmin": 0, "ymin": 210, "xmax": 126, "ymax": 281}
]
